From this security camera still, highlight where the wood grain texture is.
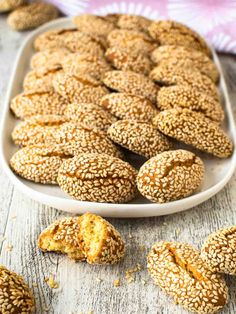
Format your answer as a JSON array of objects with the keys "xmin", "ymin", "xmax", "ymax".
[{"xmin": 1, "ymin": 17, "xmax": 236, "ymax": 314}]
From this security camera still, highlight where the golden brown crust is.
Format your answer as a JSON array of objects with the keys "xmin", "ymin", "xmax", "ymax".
[
  {"xmin": 53, "ymin": 72, "xmax": 109, "ymax": 103},
  {"xmin": 147, "ymin": 241, "xmax": 228, "ymax": 313},
  {"xmin": 0, "ymin": 265, "xmax": 35, "ymax": 313},
  {"xmin": 148, "ymin": 20, "xmax": 212, "ymax": 57},
  {"xmin": 7, "ymin": 2, "xmax": 59, "ymax": 31},
  {"xmin": 62, "ymin": 53, "xmax": 112, "ymax": 80},
  {"xmin": 78, "ymin": 213, "xmax": 125, "ymax": 264},
  {"xmin": 23, "ymin": 66, "xmax": 63, "ymax": 91},
  {"xmin": 73, "ymin": 14, "xmax": 116, "ymax": 37},
  {"xmin": 38, "ymin": 217, "xmax": 85, "ymax": 260},
  {"xmin": 57, "ymin": 153, "xmax": 137, "ymax": 203},
  {"xmin": 105, "ymin": 46, "xmax": 152, "ymax": 75},
  {"xmin": 100, "ymin": 92, "xmax": 158, "ymax": 122},
  {"xmin": 150, "ymin": 64, "xmax": 220, "ymax": 101},
  {"xmin": 108, "ymin": 120, "xmax": 172, "ymax": 159},
  {"xmin": 153, "ymin": 108, "xmax": 233, "ymax": 158},
  {"xmin": 10, "ymin": 144, "xmax": 73, "ymax": 184},
  {"xmin": 34, "ymin": 28, "xmax": 105, "ymax": 56},
  {"xmin": 10, "ymin": 89, "xmax": 68, "ymax": 119},
  {"xmin": 30, "ymin": 48, "xmax": 71, "ymax": 71},
  {"xmin": 157, "ymin": 86, "xmax": 224, "ymax": 123},
  {"xmin": 137, "ymin": 149, "xmax": 204, "ymax": 202},
  {"xmin": 11, "ymin": 115, "xmax": 68, "ymax": 147},
  {"xmin": 65, "ymin": 102, "xmax": 117, "ymax": 132},
  {"xmin": 117, "ymin": 14, "xmax": 151, "ymax": 33},
  {"xmin": 102, "ymin": 70, "xmax": 159, "ymax": 103},
  {"xmin": 201, "ymin": 226, "xmax": 236, "ymax": 275},
  {"xmin": 151, "ymin": 45, "xmax": 219, "ymax": 83},
  {"xmin": 12, "ymin": 116, "xmax": 123, "ymax": 158},
  {"xmin": 107, "ymin": 29, "xmax": 157, "ymax": 54}
]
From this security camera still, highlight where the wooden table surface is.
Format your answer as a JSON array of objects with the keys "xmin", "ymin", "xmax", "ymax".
[{"xmin": 1, "ymin": 17, "xmax": 236, "ymax": 314}]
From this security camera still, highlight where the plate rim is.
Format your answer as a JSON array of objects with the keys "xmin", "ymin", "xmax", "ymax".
[{"xmin": 0, "ymin": 17, "xmax": 236, "ymax": 217}]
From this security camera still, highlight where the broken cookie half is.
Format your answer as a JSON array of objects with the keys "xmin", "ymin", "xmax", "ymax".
[{"xmin": 38, "ymin": 213, "xmax": 125, "ymax": 265}]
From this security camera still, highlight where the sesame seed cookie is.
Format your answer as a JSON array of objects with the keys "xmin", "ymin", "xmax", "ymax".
[
  {"xmin": 10, "ymin": 144, "xmax": 73, "ymax": 184},
  {"xmin": 107, "ymin": 29, "xmax": 156, "ymax": 55},
  {"xmin": 38, "ymin": 217, "xmax": 85, "ymax": 260},
  {"xmin": 57, "ymin": 153, "xmax": 137, "ymax": 203},
  {"xmin": 0, "ymin": 0, "xmax": 26, "ymax": 12},
  {"xmin": 78, "ymin": 213, "xmax": 125, "ymax": 264},
  {"xmin": 102, "ymin": 70, "xmax": 159, "ymax": 103},
  {"xmin": 100, "ymin": 92, "xmax": 158, "ymax": 122},
  {"xmin": 105, "ymin": 47, "xmax": 152, "ymax": 75},
  {"xmin": 201, "ymin": 226, "xmax": 236, "ymax": 275},
  {"xmin": 62, "ymin": 53, "xmax": 112, "ymax": 80},
  {"xmin": 151, "ymin": 45, "xmax": 219, "ymax": 83},
  {"xmin": 12, "ymin": 116, "xmax": 123, "ymax": 158},
  {"xmin": 117, "ymin": 14, "xmax": 151, "ymax": 33},
  {"xmin": 53, "ymin": 72, "xmax": 109, "ymax": 103},
  {"xmin": 34, "ymin": 28, "xmax": 105, "ymax": 57},
  {"xmin": 148, "ymin": 20, "xmax": 212, "ymax": 57},
  {"xmin": 153, "ymin": 109, "xmax": 233, "ymax": 158},
  {"xmin": 150, "ymin": 64, "xmax": 220, "ymax": 101},
  {"xmin": 7, "ymin": 2, "xmax": 59, "ymax": 31},
  {"xmin": 147, "ymin": 241, "xmax": 228, "ymax": 314},
  {"xmin": 11, "ymin": 115, "xmax": 69, "ymax": 147},
  {"xmin": 108, "ymin": 120, "xmax": 172, "ymax": 159},
  {"xmin": 30, "ymin": 48, "xmax": 70, "ymax": 71},
  {"xmin": 10, "ymin": 89, "xmax": 68, "ymax": 119},
  {"xmin": 157, "ymin": 86, "xmax": 224, "ymax": 123},
  {"xmin": 137, "ymin": 150, "xmax": 204, "ymax": 202},
  {"xmin": 23, "ymin": 66, "xmax": 63, "ymax": 91},
  {"xmin": 65, "ymin": 102, "xmax": 117, "ymax": 132},
  {"xmin": 73, "ymin": 14, "xmax": 116, "ymax": 38},
  {"xmin": 0, "ymin": 265, "xmax": 35, "ymax": 313}
]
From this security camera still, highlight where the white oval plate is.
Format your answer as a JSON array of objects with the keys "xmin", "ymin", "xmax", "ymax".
[{"xmin": 0, "ymin": 17, "xmax": 236, "ymax": 217}]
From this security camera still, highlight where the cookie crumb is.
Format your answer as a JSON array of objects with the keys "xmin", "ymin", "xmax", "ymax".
[
  {"xmin": 125, "ymin": 263, "xmax": 142, "ymax": 283},
  {"xmin": 10, "ymin": 214, "xmax": 17, "ymax": 219},
  {"xmin": 175, "ymin": 228, "xmax": 181, "ymax": 236},
  {"xmin": 45, "ymin": 276, "xmax": 59, "ymax": 289},
  {"xmin": 113, "ymin": 278, "xmax": 121, "ymax": 287}
]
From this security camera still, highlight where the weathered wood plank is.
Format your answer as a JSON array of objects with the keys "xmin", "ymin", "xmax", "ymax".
[{"xmin": 0, "ymin": 16, "xmax": 236, "ymax": 314}]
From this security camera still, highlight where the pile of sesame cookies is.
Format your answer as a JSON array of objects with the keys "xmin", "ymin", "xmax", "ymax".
[{"xmin": 9, "ymin": 13, "xmax": 233, "ymax": 204}]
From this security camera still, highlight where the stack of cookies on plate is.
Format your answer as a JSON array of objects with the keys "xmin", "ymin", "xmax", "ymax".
[{"xmin": 9, "ymin": 14, "xmax": 233, "ymax": 204}]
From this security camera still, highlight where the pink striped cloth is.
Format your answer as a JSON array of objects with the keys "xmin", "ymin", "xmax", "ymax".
[{"xmin": 46, "ymin": 0, "xmax": 236, "ymax": 53}]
